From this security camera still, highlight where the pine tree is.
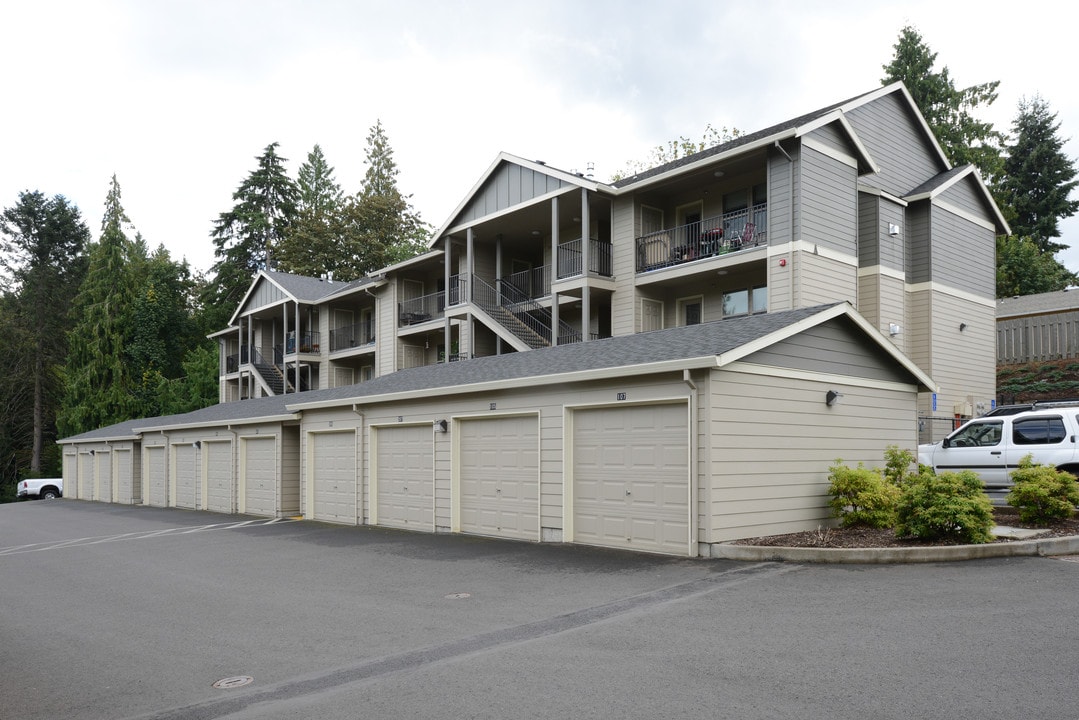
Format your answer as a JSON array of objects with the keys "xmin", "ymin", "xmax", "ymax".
[
  {"xmin": 997, "ymin": 96, "xmax": 1079, "ymax": 254},
  {"xmin": 0, "ymin": 191, "xmax": 90, "ymax": 471},
  {"xmin": 58, "ymin": 176, "xmax": 144, "ymax": 436},
  {"xmin": 203, "ymin": 143, "xmax": 298, "ymax": 329},
  {"xmin": 275, "ymin": 144, "xmax": 346, "ymax": 277},
  {"xmin": 338, "ymin": 121, "xmax": 430, "ymax": 277},
  {"xmin": 882, "ymin": 26, "xmax": 1004, "ymax": 184}
]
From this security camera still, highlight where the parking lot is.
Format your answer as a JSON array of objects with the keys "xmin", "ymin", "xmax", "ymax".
[{"xmin": 4, "ymin": 499, "xmax": 1079, "ymax": 719}]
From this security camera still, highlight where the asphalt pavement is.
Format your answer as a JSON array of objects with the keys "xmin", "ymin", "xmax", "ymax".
[{"xmin": 3, "ymin": 499, "xmax": 1079, "ymax": 720}]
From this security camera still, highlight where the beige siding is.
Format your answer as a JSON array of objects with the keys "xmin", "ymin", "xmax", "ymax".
[
  {"xmin": 610, "ymin": 197, "xmax": 637, "ymax": 336},
  {"xmin": 707, "ymin": 368, "xmax": 917, "ymax": 542},
  {"xmin": 926, "ymin": 291, "xmax": 996, "ymax": 417},
  {"xmin": 281, "ymin": 426, "xmax": 301, "ymax": 515},
  {"xmin": 767, "ymin": 250, "xmax": 793, "ymax": 312},
  {"xmin": 796, "ymin": 251, "xmax": 857, "ymax": 307}
]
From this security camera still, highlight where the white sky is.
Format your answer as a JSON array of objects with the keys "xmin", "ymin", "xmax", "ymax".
[{"xmin": 3, "ymin": 0, "xmax": 1078, "ymax": 276}]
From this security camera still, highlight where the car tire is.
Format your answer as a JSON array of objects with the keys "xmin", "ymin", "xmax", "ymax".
[{"xmin": 41, "ymin": 489, "xmax": 58, "ymax": 500}]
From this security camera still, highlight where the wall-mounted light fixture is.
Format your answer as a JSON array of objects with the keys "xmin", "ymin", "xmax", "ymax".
[
  {"xmin": 433, "ymin": 419, "xmax": 448, "ymax": 433},
  {"xmin": 888, "ymin": 223, "xmax": 901, "ymax": 236},
  {"xmin": 193, "ymin": 440, "xmax": 202, "ymax": 450},
  {"xmin": 826, "ymin": 390, "xmax": 843, "ymax": 407},
  {"xmin": 889, "ymin": 323, "xmax": 902, "ymax": 336},
  {"xmin": 89, "ymin": 449, "xmax": 96, "ymax": 456},
  {"xmin": 959, "ymin": 323, "xmax": 967, "ymax": 332}
]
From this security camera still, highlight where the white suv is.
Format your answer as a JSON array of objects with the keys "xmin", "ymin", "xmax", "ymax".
[{"xmin": 918, "ymin": 408, "xmax": 1079, "ymax": 502}]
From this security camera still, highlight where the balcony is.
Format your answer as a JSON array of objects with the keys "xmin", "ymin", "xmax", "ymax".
[
  {"xmin": 557, "ymin": 237, "xmax": 613, "ymax": 280},
  {"xmin": 285, "ymin": 330, "xmax": 320, "ymax": 354},
  {"xmin": 399, "ymin": 289, "xmax": 447, "ymax": 327},
  {"xmin": 329, "ymin": 321, "xmax": 375, "ymax": 353},
  {"xmin": 637, "ymin": 204, "xmax": 767, "ymax": 273},
  {"xmin": 501, "ymin": 265, "xmax": 551, "ymax": 302}
]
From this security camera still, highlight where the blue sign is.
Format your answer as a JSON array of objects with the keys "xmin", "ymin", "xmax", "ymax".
[{"xmin": 932, "ymin": 393, "xmax": 938, "ymax": 412}]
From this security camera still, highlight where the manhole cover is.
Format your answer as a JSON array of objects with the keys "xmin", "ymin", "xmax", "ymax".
[
  {"xmin": 444, "ymin": 592, "xmax": 471, "ymax": 599},
  {"xmin": 213, "ymin": 676, "xmax": 254, "ymax": 689}
]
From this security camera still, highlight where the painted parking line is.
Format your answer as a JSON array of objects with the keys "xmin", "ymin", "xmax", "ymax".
[{"xmin": 0, "ymin": 518, "xmax": 297, "ymax": 557}]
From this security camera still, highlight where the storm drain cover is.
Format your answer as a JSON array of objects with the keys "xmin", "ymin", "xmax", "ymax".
[
  {"xmin": 444, "ymin": 592, "xmax": 471, "ymax": 599},
  {"xmin": 213, "ymin": 676, "xmax": 254, "ymax": 689}
]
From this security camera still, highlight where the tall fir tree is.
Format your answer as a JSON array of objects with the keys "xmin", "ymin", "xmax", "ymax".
[
  {"xmin": 203, "ymin": 143, "xmax": 298, "ymax": 329},
  {"xmin": 997, "ymin": 96, "xmax": 1079, "ymax": 254},
  {"xmin": 58, "ymin": 176, "xmax": 144, "ymax": 437},
  {"xmin": 0, "ymin": 191, "xmax": 90, "ymax": 473},
  {"xmin": 338, "ymin": 121, "xmax": 430, "ymax": 277},
  {"xmin": 275, "ymin": 144, "xmax": 346, "ymax": 278},
  {"xmin": 882, "ymin": 26, "xmax": 1004, "ymax": 185}
]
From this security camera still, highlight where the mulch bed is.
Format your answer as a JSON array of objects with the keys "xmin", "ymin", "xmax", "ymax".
[{"xmin": 733, "ymin": 508, "xmax": 1079, "ymax": 548}]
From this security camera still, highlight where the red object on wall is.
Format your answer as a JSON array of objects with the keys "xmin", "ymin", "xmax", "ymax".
[{"xmin": 779, "ymin": 258, "xmax": 787, "ymax": 267}]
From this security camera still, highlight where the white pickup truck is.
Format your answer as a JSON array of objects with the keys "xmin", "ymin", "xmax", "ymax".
[
  {"xmin": 918, "ymin": 408, "xmax": 1079, "ymax": 502},
  {"xmin": 16, "ymin": 478, "xmax": 63, "ymax": 500}
]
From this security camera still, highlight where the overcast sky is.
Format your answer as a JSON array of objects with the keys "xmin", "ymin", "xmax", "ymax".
[{"xmin": 3, "ymin": 0, "xmax": 1078, "ymax": 276}]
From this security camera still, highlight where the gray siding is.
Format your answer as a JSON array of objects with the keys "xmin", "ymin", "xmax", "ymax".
[
  {"xmin": 457, "ymin": 163, "xmax": 568, "ymax": 225},
  {"xmin": 906, "ymin": 202, "xmax": 932, "ymax": 283},
  {"xmin": 247, "ymin": 278, "xmax": 287, "ymax": 312},
  {"xmin": 845, "ymin": 91, "xmax": 944, "ymax": 196},
  {"xmin": 800, "ymin": 145, "xmax": 858, "ymax": 256},
  {"xmin": 930, "ymin": 205, "xmax": 996, "ymax": 298},
  {"xmin": 743, "ymin": 318, "xmax": 912, "ymax": 383},
  {"xmin": 858, "ymin": 192, "xmax": 879, "ymax": 267},
  {"xmin": 767, "ymin": 144, "xmax": 796, "ymax": 248},
  {"xmin": 941, "ymin": 174, "xmax": 988, "ymax": 217}
]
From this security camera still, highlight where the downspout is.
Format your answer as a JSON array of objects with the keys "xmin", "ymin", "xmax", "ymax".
[
  {"xmin": 683, "ymin": 369, "xmax": 699, "ymax": 556},
  {"xmin": 774, "ymin": 140, "xmax": 795, "ymax": 310}
]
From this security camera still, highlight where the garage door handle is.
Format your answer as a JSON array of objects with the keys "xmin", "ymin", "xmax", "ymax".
[{"xmin": 991, "ymin": 451, "xmax": 1002, "ymax": 455}]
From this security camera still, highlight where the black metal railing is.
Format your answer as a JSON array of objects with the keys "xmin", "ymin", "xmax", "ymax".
[
  {"xmin": 285, "ymin": 330, "xmax": 320, "ymax": 354},
  {"xmin": 399, "ymin": 290, "xmax": 446, "ymax": 326},
  {"xmin": 329, "ymin": 321, "xmax": 375, "ymax": 352},
  {"xmin": 636, "ymin": 203, "xmax": 767, "ymax": 272},
  {"xmin": 501, "ymin": 265, "xmax": 551, "ymax": 302},
  {"xmin": 557, "ymin": 238, "xmax": 613, "ymax": 280}
]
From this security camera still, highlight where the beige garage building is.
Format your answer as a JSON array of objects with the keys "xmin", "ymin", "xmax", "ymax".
[{"xmin": 59, "ymin": 303, "xmax": 933, "ymax": 556}]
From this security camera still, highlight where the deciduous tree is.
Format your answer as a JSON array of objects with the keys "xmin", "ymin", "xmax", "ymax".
[{"xmin": 611, "ymin": 123, "xmax": 740, "ymax": 182}]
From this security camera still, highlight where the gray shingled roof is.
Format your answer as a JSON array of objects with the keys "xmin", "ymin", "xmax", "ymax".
[
  {"xmin": 62, "ymin": 303, "xmax": 845, "ymax": 442},
  {"xmin": 906, "ymin": 164, "xmax": 971, "ymax": 197},
  {"xmin": 262, "ymin": 270, "xmax": 374, "ymax": 303},
  {"xmin": 610, "ymin": 88, "xmax": 879, "ymax": 189},
  {"xmin": 998, "ymin": 288, "xmax": 1079, "ymax": 318}
]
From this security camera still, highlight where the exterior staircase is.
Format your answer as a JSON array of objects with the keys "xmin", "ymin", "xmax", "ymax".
[
  {"xmin": 470, "ymin": 276, "xmax": 582, "ymax": 349},
  {"xmin": 252, "ymin": 349, "xmax": 292, "ymax": 395}
]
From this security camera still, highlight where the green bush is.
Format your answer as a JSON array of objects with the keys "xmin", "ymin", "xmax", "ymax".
[
  {"xmin": 1006, "ymin": 455, "xmax": 1079, "ymax": 524},
  {"xmin": 883, "ymin": 445, "xmax": 917, "ymax": 488},
  {"xmin": 827, "ymin": 461, "xmax": 901, "ymax": 528},
  {"xmin": 895, "ymin": 469, "xmax": 995, "ymax": 544}
]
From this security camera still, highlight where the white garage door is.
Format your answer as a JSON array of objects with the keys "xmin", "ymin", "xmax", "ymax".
[
  {"xmin": 573, "ymin": 403, "xmax": 690, "ymax": 556},
  {"xmin": 458, "ymin": 416, "xmax": 539, "ymax": 540},
  {"xmin": 173, "ymin": 445, "xmax": 198, "ymax": 509},
  {"xmin": 78, "ymin": 453, "xmax": 94, "ymax": 500},
  {"xmin": 242, "ymin": 437, "xmax": 276, "ymax": 517},
  {"xmin": 146, "ymin": 446, "xmax": 167, "ymax": 507},
  {"xmin": 97, "ymin": 451, "xmax": 113, "ymax": 504},
  {"xmin": 310, "ymin": 431, "xmax": 358, "ymax": 524},
  {"xmin": 204, "ymin": 441, "xmax": 233, "ymax": 513},
  {"xmin": 376, "ymin": 425, "xmax": 433, "ymax": 530}
]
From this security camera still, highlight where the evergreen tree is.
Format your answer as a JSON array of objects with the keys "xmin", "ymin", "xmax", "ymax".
[
  {"xmin": 882, "ymin": 26, "xmax": 1004, "ymax": 184},
  {"xmin": 338, "ymin": 121, "xmax": 430, "ymax": 278},
  {"xmin": 58, "ymin": 176, "xmax": 144, "ymax": 437},
  {"xmin": 275, "ymin": 144, "xmax": 346, "ymax": 277},
  {"xmin": 997, "ymin": 96, "xmax": 1079, "ymax": 253},
  {"xmin": 203, "ymin": 143, "xmax": 298, "ymax": 329},
  {"xmin": 0, "ymin": 191, "xmax": 90, "ymax": 471}
]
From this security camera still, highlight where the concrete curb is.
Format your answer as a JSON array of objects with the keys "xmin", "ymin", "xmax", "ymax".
[{"xmin": 709, "ymin": 534, "xmax": 1079, "ymax": 564}]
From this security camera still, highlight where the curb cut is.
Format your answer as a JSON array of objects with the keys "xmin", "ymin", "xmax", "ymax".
[{"xmin": 710, "ymin": 534, "xmax": 1079, "ymax": 564}]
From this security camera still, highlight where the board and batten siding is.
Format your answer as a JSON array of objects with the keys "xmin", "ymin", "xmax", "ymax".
[
  {"xmin": 456, "ymin": 163, "xmax": 568, "ymax": 225},
  {"xmin": 845, "ymin": 92, "xmax": 944, "ymax": 198},
  {"xmin": 707, "ymin": 369, "xmax": 917, "ymax": 542}
]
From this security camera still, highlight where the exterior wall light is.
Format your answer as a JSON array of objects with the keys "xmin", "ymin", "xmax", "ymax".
[
  {"xmin": 825, "ymin": 390, "xmax": 843, "ymax": 407},
  {"xmin": 434, "ymin": 419, "xmax": 448, "ymax": 433}
]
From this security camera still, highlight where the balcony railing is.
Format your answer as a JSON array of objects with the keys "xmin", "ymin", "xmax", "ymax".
[
  {"xmin": 636, "ymin": 203, "xmax": 767, "ymax": 273},
  {"xmin": 285, "ymin": 330, "xmax": 321, "ymax": 354},
  {"xmin": 501, "ymin": 265, "xmax": 551, "ymax": 302},
  {"xmin": 557, "ymin": 238, "xmax": 613, "ymax": 280},
  {"xmin": 329, "ymin": 321, "xmax": 375, "ymax": 353},
  {"xmin": 399, "ymin": 290, "xmax": 447, "ymax": 326}
]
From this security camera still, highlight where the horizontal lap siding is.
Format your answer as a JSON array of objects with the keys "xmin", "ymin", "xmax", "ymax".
[
  {"xmin": 797, "ymin": 252, "xmax": 857, "ymax": 307},
  {"xmin": 801, "ymin": 146, "xmax": 857, "ymax": 257},
  {"xmin": 928, "ymin": 291, "xmax": 996, "ymax": 414},
  {"xmin": 930, "ymin": 206, "xmax": 995, "ymax": 297},
  {"xmin": 846, "ymin": 93, "xmax": 942, "ymax": 196},
  {"xmin": 708, "ymin": 369, "xmax": 917, "ymax": 542},
  {"xmin": 611, "ymin": 198, "xmax": 635, "ymax": 337},
  {"xmin": 745, "ymin": 318, "xmax": 909, "ymax": 383}
]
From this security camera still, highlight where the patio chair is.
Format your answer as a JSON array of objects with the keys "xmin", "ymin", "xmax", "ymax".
[{"xmin": 731, "ymin": 222, "xmax": 755, "ymax": 250}]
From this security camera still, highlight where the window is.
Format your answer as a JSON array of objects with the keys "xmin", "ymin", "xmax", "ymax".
[
  {"xmin": 641, "ymin": 206, "xmax": 664, "ymax": 235},
  {"xmin": 678, "ymin": 296, "xmax": 703, "ymax": 326},
  {"xmin": 751, "ymin": 286, "xmax": 768, "ymax": 314},
  {"xmin": 722, "ymin": 289, "xmax": 749, "ymax": 317},
  {"xmin": 1012, "ymin": 416, "xmax": 1067, "ymax": 445},
  {"xmin": 948, "ymin": 421, "xmax": 1003, "ymax": 447}
]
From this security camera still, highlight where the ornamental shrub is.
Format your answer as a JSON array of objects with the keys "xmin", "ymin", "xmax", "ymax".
[
  {"xmin": 827, "ymin": 461, "xmax": 901, "ymax": 528},
  {"xmin": 895, "ymin": 469, "xmax": 995, "ymax": 544},
  {"xmin": 1006, "ymin": 455, "xmax": 1079, "ymax": 524},
  {"xmin": 883, "ymin": 445, "xmax": 917, "ymax": 488}
]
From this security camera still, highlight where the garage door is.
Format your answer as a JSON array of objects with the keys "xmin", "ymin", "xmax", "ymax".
[
  {"xmin": 78, "ymin": 453, "xmax": 94, "ymax": 500},
  {"xmin": 375, "ymin": 425, "xmax": 433, "ymax": 530},
  {"xmin": 572, "ymin": 403, "xmax": 690, "ymax": 555},
  {"xmin": 242, "ymin": 437, "xmax": 276, "ymax": 517},
  {"xmin": 458, "ymin": 416, "xmax": 539, "ymax": 540},
  {"xmin": 204, "ymin": 441, "xmax": 233, "ymax": 513},
  {"xmin": 311, "ymin": 431, "xmax": 358, "ymax": 524},
  {"xmin": 146, "ymin": 446, "xmax": 167, "ymax": 507},
  {"xmin": 173, "ymin": 444, "xmax": 198, "ymax": 509},
  {"xmin": 97, "ymin": 451, "xmax": 113, "ymax": 504}
]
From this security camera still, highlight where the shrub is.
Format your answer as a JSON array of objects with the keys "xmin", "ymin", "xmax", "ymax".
[
  {"xmin": 883, "ymin": 445, "xmax": 917, "ymax": 488},
  {"xmin": 1006, "ymin": 455, "xmax": 1079, "ymax": 524},
  {"xmin": 895, "ymin": 468, "xmax": 995, "ymax": 544},
  {"xmin": 827, "ymin": 461, "xmax": 901, "ymax": 528}
]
